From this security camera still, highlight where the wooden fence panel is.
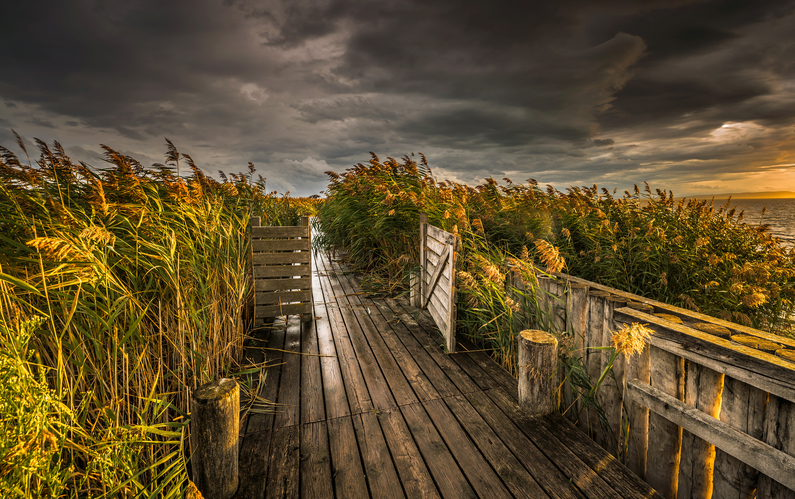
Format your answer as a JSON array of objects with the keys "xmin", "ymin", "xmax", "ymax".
[
  {"xmin": 251, "ymin": 216, "xmax": 313, "ymax": 326},
  {"xmin": 416, "ymin": 216, "xmax": 458, "ymax": 353}
]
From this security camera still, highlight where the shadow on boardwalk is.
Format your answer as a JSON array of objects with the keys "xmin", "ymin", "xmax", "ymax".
[{"xmin": 235, "ymin": 249, "xmax": 662, "ymax": 499}]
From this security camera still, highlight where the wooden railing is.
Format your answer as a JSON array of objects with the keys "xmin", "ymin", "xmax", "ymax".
[
  {"xmin": 251, "ymin": 216, "xmax": 313, "ymax": 325},
  {"xmin": 532, "ymin": 272, "xmax": 795, "ymax": 498},
  {"xmin": 411, "ymin": 215, "xmax": 459, "ymax": 352}
]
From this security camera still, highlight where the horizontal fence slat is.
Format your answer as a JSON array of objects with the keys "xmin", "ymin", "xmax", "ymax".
[
  {"xmin": 254, "ymin": 265, "xmax": 311, "ymax": 278},
  {"xmin": 255, "ymin": 277, "xmax": 311, "ymax": 292},
  {"xmin": 425, "ymin": 235, "xmax": 446, "ymax": 256},
  {"xmin": 252, "ymin": 226, "xmax": 310, "ymax": 238},
  {"xmin": 627, "ymin": 380, "xmax": 795, "ymax": 491},
  {"xmin": 253, "ymin": 239, "xmax": 311, "ymax": 252},
  {"xmin": 256, "ymin": 302, "xmax": 312, "ymax": 318},
  {"xmin": 615, "ymin": 307, "xmax": 795, "ymax": 395},
  {"xmin": 424, "ymin": 255, "xmax": 452, "ymax": 282},
  {"xmin": 256, "ymin": 290, "xmax": 312, "ymax": 305},
  {"xmin": 427, "ymin": 224, "xmax": 454, "ymax": 245},
  {"xmin": 427, "ymin": 297, "xmax": 449, "ymax": 335},
  {"xmin": 253, "ymin": 252, "xmax": 311, "ymax": 265}
]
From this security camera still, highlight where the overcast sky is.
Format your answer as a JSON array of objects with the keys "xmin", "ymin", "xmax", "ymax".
[{"xmin": 1, "ymin": 0, "xmax": 794, "ymax": 197}]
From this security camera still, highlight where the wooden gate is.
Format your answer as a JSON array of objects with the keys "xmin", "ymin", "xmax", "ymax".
[
  {"xmin": 412, "ymin": 214, "xmax": 459, "ymax": 352},
  {"xmin": 251, "ymin": 216, "xmax": 313, "ymax": 326}
]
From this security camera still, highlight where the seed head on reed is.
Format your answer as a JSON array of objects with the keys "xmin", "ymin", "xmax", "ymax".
[
  {"xmin": 742, "ymin": 292, "xmax": 767, "ymax": 308},
  {"xmin": 611, "ymin": 323, "xmax": 653, "ymax": 357},
  {"xmin": 534, "ymin": 239, "xmax": 565, "ymax": 273}
]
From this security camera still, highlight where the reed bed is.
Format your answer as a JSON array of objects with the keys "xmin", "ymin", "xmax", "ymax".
[
  {"xmin": 0, "ymin": 135, "xmax": 313, "ymax": 497},
  {"xmin": 315, "ymin": 154, "xmax": 795, "ymax": 424}
]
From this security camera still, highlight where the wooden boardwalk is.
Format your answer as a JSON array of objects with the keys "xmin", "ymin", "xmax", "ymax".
[{"xmin": 235, "ymin": 249, "xmax": 662, "ymax": 499}]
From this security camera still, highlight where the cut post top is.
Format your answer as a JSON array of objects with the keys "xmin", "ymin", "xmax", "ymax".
[
  {"xmin": 519, "ymin": 329, "xmax": 558, "ymax": 345},
  {"xmin": 193, "ymin": 378, "xmax": 238, "ymax": 404}
]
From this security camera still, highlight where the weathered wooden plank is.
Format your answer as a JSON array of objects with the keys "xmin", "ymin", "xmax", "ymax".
[
  {"xmin": 600, "ymin": 295, "xmax": 627, "ymax": 453},
  {"xmin": 463, "ymin": 390, "xmax": 587, "ymax": 499},
  {"xmin": 646, "ymin": 346, "xmax": 684, "ymax": 499},
  {"xmin": 427, "ymin": 294, "xmax": 450, "ymax": 336},
  {"xmin": 422, "ymin": 244, "xmax": 450, "ymax": 308},
  {"xmin": 327, "ymin": 416, "xmax": 369, "ymax": 498},
  {"xmin": 423, "ymin": 398, "xmax": 513, "ymax": 498},
  {"xmin": 311, "ymin": 254, "xmax": 350, "ymax": 420},
  {"xmin": 425, "ymin": 235, "xmax": 447, "ymax": 259},
  {"xmin": 423, "ymin": 263, "xmax": 451, "ymax": 292},
  {"xmin": 299, "ymin": 421, "xmax": 333, "ymax": 499},
  {"xmin": 353, "ymin": 412, "xmax": 405, "ymax": 498},
  {"xmin": 677, "ymin": 363, "xmax": 724, "ymax": 498},
  {"xmin": 713, "ymin": 376, "xmax": 765, "ymax": 499},
  {"xmin": 539, "ymin": 411, "xmax": 664, "ymax": 499},
  {"xmin": 265, "ymin": 425, "xmax": 299, "ymax": 499},
  {"xmin": 252, "ymin": 226, "xmax": 309, "ymax": 238},
  {"xmin": 301, "ymin": 312, "xmax": 325, "ymax": 425},
  {"xmin": 615, "ymin": 307, "xmax": 795, "ymax": 398},
  {"xmin": 315, "ymin": 252, "xmax": 373, "ymax": 415},
  {"xmin": 351, "ymin": 292, "xmax": 441, "ymax": 403},
  {"xmin": 245, "ymin": 326, "xmax": 286, "ymax": 434},
  {"xmin": 446, "ymin": 340, "xmax": 500, "ymax": 391},
  {"xmin": 388, "ymin": 297, "xmax": 481, "ymax": 393},
  {"xmin": 255, "ymin": 277, "xmax": 311, "ymax": 292},
  {"xmin": 582, "ymin": 290, "xmax": 608, "ymax": 436},
  {"xmin": 274, "ymin": 318, "xmax": 301, "ymax": 429},
  {"xmin": 375, "ymin": 299, "xmax": 461, "ymax": 398},
  {"xmin": 254, "ymin": 265, "xmax": 311, "ymax": 278},
  {"xmin": 625, "ymin": 331, "xmax": 795, "ymax": 404},
  {"xmin": 427, "ymin": 224, "xmax": 455, "ymax": 245},
  {"xmin": 256, "ymin": 302, "xmax": 312, "ymax": 318},
  {"xmin": 253, "ymin": 239, "xmax": 311, "ymax": 252},
  {"xmin": 624, "ymin": 340, "xmax": 651, "ymax": 479},
  {"xmin": 400, "ymin": 402, "xmax": 477, "ymax": 499},
  {"xmin": 329, "ymin": 259, "xmax": 420, "ymax": 407},
  {"xmin": 378, "ymin": 407, "xmax": 441, "ymax": 499},
  {"xmin": 485, "ymin": 387, "xmax": 622, "ymax": 499},
  {"xmin": 321, "ymin": 254, "xmax": 398, "ymax": 412},
  {"xmin": 444, "ymin": 395, "xmax": 550, "ymax": 499},
  {"xmin": 418, "ymin": 215, "xmax": 428, "ymax": 308},
  {"xmin": 256, "ymin": 290, "xmax": 312, "ymax": 305},
  {"xmin": 757, "ymin": 396, "xmax": 795, "ymax": 498},
  {"xmin": 234, "ymin": 430, "xmax": 271, "ymax": 499},
  {"xmin": 628, "ymin": 379, "xmax": 795, "ymax": 492},
  {"xmin": 253, "ymin": 251, "xmax": 311, "ymax": 265}
]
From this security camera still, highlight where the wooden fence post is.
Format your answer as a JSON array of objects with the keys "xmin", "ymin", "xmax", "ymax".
[
  {"xmin": 518, "ymin": 329, "xmax": 559, "ymax": 416},
  {"xmin": 191, "ymin": 378, "xmax": 240, "ymax": 499},
  {"xmin": 601, "ymin": 296, "xmax": 627, "ymax": 454},
  {"xmin": 249, "ymin": 216, "xmax": 260, "ymax": 329},
  {"xmin": 300, "ymin": 216, "xmax": 312, "ymax": 323},
  {"xmin": 646, "ymin": 347, "xmax": 685, "ymax": 499},
  {"xmin": 417, "ymin": 214, "xmax": 428, "ymax": 309},
  {"xmin": 583, "ymin": 290, "xmax": 609, "ymax": 438},
  {"xmin": 712, "ymin": 377, "xmax": 765, "ymax": 498}
]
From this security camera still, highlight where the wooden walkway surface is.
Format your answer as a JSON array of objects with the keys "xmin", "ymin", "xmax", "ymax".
[{"xmin": 235, "ymin": 250, "xmax": 662, "ymax": 499}]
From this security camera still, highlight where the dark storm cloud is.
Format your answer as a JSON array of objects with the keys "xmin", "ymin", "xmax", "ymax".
[{"xmin": 0, "ymin": 0, "xmax": 793, "ymax": 195}]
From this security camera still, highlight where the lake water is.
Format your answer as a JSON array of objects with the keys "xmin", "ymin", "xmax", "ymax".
[{"xmin": 707, "ymin": 198, "xmax": 795, "ymax": 247}]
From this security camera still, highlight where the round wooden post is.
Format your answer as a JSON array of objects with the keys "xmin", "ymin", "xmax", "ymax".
[
  {"xmin": 518, "ymin": 330, "xmax": 559, "ymax": 416},
  {"xmin": 191, "ymin": 378, "xmax": 240, "ymax": 499}
]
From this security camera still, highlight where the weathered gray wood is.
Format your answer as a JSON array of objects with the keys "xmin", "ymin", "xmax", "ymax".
[
  {"xmin": 615, "ymin": 307, "xmax": 795, "ymax": 399},
  {"xmin": 757, "ymin": 396, "xmax": 795, "ymax": 498},
  {"xmin": 427, "ymin": 223, "xmax": 455, "ymax": 244},
  {"xmin": 253, "ymin": 265, "xmax": 311, "ymax": 278},
  {"xmin": 256, "ymin": 290, "xmax": 312, "ymax": 305},
  {"xmin": 713, "ymin": 376, "xmax": 765, "ymax": 499},
  {"xmin": 300, "ymin": 422, "xmax": 333, "ymax": 499},
  {"xmin": 445, "ymin": 234, "xmax": 458, "ymax": 353},
  {"xmin": 255, "ymin": 277, "xmax": 311, "ymax": 292},
  {"xmin": 419, "ymin": 214, "xmax": 428, "ymax": 308},
  {"xmin": 256, "ymin": 302, "xmax": 312, "ymax": 318},
  {"xmin": 353, "ymin": 412, "xmax": 405, "ymax": 498},
  {"xmin": 677, "ymin": 363, "xmax": 723, "ymax": 499},
  {"xmin": 253, "ymin": 251, "xmax": 311, "ymax": 265},
  {"xmin": 583, "ymin": 290, "xmax": 609, "ymax": 437},
  {"xmin": 252, "ymin": 226, "xmax": 309, "ymax": 238},
  {"xmin": 327, "ymin": 416, "xmax": 369, "ymax": 497},
  {"xmin": 250, "ymin": 216, "xmax": 261, "ymax": 227},
  {"xmin": 517, "ymin": 329, "xmax": 558, "ymax": 416},
  {"xmin": 410, "ymin": 270, "xmax": 419, "ymax": 308},
  {"xmin": 600, "ymin": 296, "xmax": 627, "ymax": 453},
  {"xmin": 625, "ymin": 341, "xmax": 651, "ymax": 479},
  {"xmin": 378, "ymin": 407, "xmax": 441, "ymax": 499},
  {"xmin": 423, "ymin": 244, "xmax": 450, "ymax": 308},
  {"xmin": 265, "ymin": 425, "xmax": 299, "ymax": 499},
  {"xmin": 252, "ymin": 239, "xmax": 311, "ymax": 252},
  {"xmin": 628, "ymin": 379, "xmax": 795, "ymax": 492},
  {"xmin": 646, "ymin": 347, "xmax": 684, "ymax": 499},
  {"xmin": 566, "ymin": 282, "xmax": 589, "ymax": 357},
  {"xmin": 191, "ymin": 378, "xmax": 240, "ymax": 499}
]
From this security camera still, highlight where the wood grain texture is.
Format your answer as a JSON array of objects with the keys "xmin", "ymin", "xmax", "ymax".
[
  {"xmin": 266, "ymin": 425, "xmax": 300, "ymax": 499},
  {"xmin": 378, "ymin": 407, "xmax": 441, "ymax": 499},
  {"xmin": 327, "ymin": 416, "xmax": 369, "ymax": 498},
  {"xmin": 646, "ymin": 346, "xmax": 684, "ymax": 499},
  {"xmin": 252, "ymin": 226, "xmax": 309, "ymax": 238},
  {"xmin": 255, "ymin": 277, "xmax": 311, "ymax": 292},
  {"xmin": 300, "ymin": 422, "xmax": 333, "ymax": 499},
  {"xmin": 253, "ymin": 239, "xmax": 311, "ymax": 252},
  {"xmin": 353, "ymin": 412, "xmax": 405, "ymax": 499}
]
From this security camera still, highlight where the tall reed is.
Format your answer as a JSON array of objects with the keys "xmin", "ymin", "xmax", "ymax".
[{"xmin": 0, "ymin": 136, "xmax": 309, "ymax": 496}]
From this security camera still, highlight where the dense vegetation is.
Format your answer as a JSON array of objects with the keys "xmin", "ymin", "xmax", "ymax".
[
  {"xmin": 315, "ymin": 153, "xmax": 795, "ymax": 374},
  {"xmin": 0, "ymin": 135, "xmax": 318, "ymax": 497}
]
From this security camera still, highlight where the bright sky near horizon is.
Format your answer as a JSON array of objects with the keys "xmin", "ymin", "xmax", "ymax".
[{"xmin": 0, "ymin": 0, "xmax": 794, "ymax": 197}]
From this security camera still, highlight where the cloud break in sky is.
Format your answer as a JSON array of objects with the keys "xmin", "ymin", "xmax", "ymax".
[{"xmin": 0, "ymin": 0, "xmax": 794, "ymax": 196}]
